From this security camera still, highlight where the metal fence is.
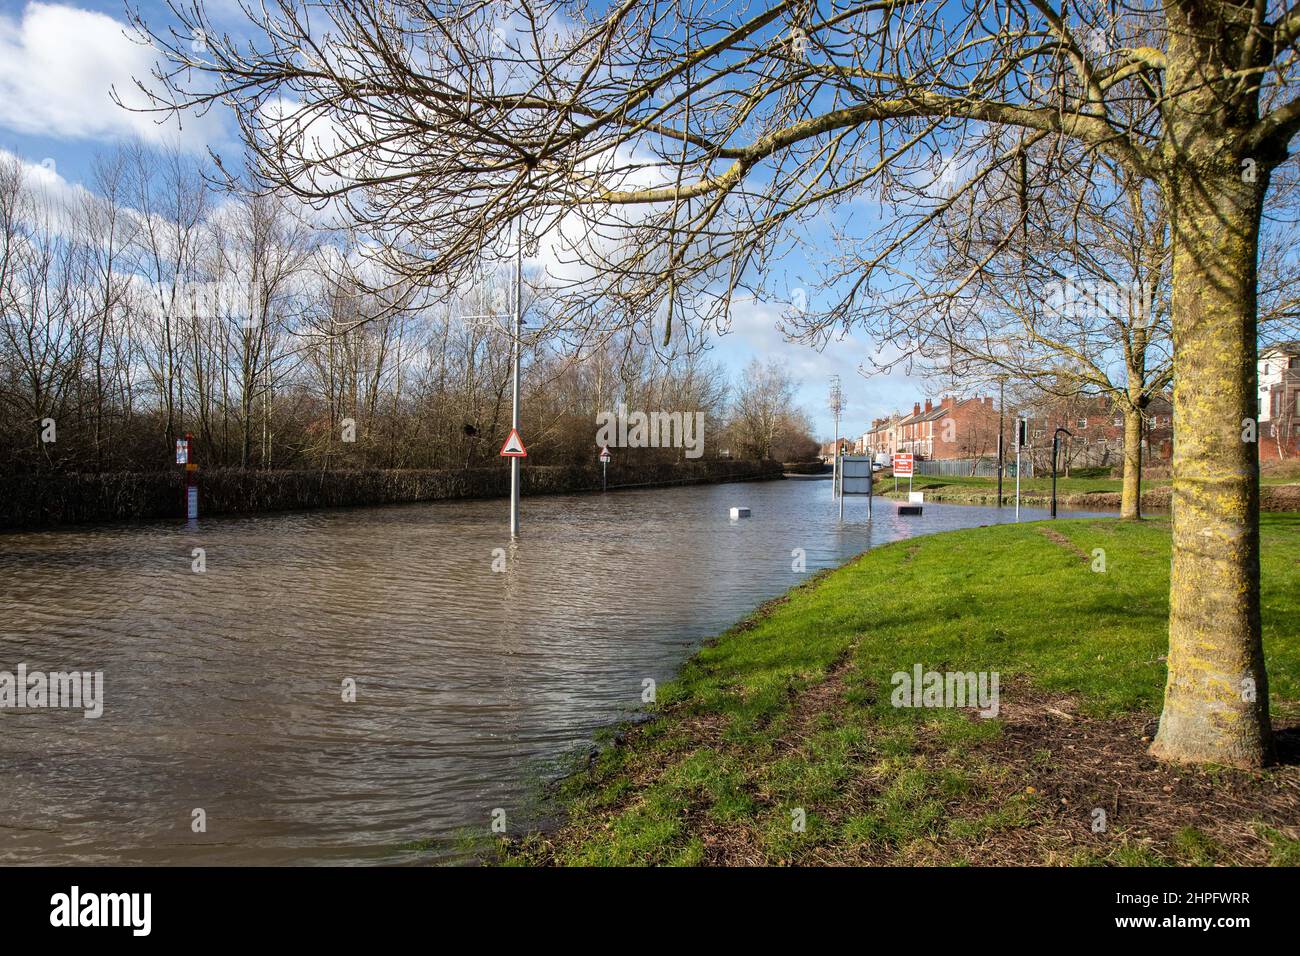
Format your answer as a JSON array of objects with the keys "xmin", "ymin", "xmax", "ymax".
[{"xmin": 911, "ymin": 457, "xmax": 1034, "ymax": 479}]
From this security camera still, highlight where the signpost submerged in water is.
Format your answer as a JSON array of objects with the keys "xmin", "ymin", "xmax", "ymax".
[
  {"xmin": 838, "ymin": 455, "xmax": 874, "ymax": 520},
  {"xmin": 178, "ymin": 432, "xmax": 197, "ymax": 520}
]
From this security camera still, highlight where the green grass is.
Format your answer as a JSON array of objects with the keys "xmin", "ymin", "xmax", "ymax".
[
  {"xmin": 884, "ymin": 471, "xmax": 1298, "ymax": 501},
  {"xmin": 502, "ymin": 514, "xmax": 1300, "ymax": 867}
]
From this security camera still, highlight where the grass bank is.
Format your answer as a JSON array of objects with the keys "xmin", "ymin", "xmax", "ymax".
[
  {"xmin": 881, "ymin": 472, "xmax": 1300, "ymax": 511},
  {"xmin": 501, "ymin": 514, "xmax": 1300, "ymax": 866}
]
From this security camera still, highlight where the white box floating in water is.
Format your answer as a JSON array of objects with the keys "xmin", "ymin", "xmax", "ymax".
[
  {"xmin": 908, "ymin": 491, "xmax": 924, "ymax": 504},
  {"xmin": 729, "ymin": 506, "xmax": 751, "ymax": 519}
]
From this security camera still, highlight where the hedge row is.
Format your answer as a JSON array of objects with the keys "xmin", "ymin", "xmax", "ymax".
[{"xmin": 0, "ymin": 459, "xmax": 784, "ymax": 529}]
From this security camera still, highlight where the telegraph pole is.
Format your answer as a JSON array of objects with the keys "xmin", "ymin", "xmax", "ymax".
[{"xmin": 828, "ymin": 375, "xmax": 844, "ymax": 502}]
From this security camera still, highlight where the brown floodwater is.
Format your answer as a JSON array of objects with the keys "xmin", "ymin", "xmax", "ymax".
[{"xmin": 0, "ymin": 478, "xmax": 1107, "ymax": 865}]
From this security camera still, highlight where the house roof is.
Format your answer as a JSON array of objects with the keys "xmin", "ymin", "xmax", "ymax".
[{"xmin": 1261, "ymin": 341, "xmax": 1300, "ymax": 357}]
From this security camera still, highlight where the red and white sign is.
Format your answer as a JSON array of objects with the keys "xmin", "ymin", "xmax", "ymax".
[
  {"xmin": 599, "ymin": 445, "xmax": 611, "ymax": 463},
  {"xmin": 499, "ymin": 428, "xmax": 528, "ymax": 457},
  {"xmin": 892, "ymin": 453, "xmax": 914, "ymax": 477}
]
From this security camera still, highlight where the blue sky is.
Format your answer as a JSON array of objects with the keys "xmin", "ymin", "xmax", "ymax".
[{"xmin": 0, "ymin": 0, "xmax": 924, "ymax": 438}]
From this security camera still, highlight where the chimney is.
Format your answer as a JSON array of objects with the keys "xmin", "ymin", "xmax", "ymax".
[
  {"xmin": 940, "ymin": 395, "xmax": 952, "ymax": 409},
  {"xmin": 924, "ymin": 399, "xmax": 933, "ymax": 414},
  {"xmin": 913, "ymin": 402, "xmax": 921, "ymax": 417},
  {"xmin": 985, "ymin": 396, "xmax": 993, "ymax": 408}
]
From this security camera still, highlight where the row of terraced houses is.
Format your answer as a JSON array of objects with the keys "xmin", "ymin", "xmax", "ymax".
[{"xmin": 851, "ymin": 343, "xmax": 1300, "ymax": 467}]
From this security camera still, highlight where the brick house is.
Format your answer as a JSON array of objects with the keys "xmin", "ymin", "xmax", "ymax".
[
  {"xmin": 1020, "ymin": 393, "xmax": 1174, "ymax": 470},
  {"xmin": 1259, "ymin": 342, "xmax": 1300, "ymax": 460},
  {"xmin": 862, "ymin": 413, "xmax": 899, "ymax": 462},
  {"xmin": 862, "ymin": 396, "xmax": 1001, "ymax": 461},
  {"xmin": 819, "ymin": 438, "xmax": 855, "ymax": 462}
]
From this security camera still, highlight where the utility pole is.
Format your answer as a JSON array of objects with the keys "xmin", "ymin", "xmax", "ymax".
[{"xmin": 828, "ymin": 375, "xmax": 844, "ymax": 503}]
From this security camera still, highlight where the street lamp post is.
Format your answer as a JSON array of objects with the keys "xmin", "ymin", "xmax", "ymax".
[
  {"xmin": 509, "ymin": 232, "xmax": 522, "ymax": 539},
  {"xmin": 1015, "ymin": 417, "xmax": 1026, "ymax": 521},
  {"xmin": 1134, "ymin": 392, "xmax": 1150, "ymax": 521},
  {"xmin": 1051, "ymin": 427, "xmax": 1073, "ymax": 518},
  {"xmin": 453, "ymin": 224, "xmax": 526, "ymax": 539}
]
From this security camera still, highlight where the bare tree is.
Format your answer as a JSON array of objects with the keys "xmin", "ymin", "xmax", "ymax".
[
  {"xmin": 862, "ymin": 141, "xmax": 1172, "ymax": 517},
  {"xmin": 729, "ymin": 358, "xmax": 802, "ymax": 459}
]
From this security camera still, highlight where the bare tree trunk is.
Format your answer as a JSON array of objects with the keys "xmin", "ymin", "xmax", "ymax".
[
  {"xmin": 1151, "ymin": 155, "xmax": 1272, "ymax": 767},
  {"xmin": 1120, "ymin": 406, "xmax": 1143, "ymax": 519}
]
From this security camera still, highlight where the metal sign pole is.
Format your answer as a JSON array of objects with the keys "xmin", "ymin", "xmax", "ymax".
[
  {"xmin": 838, "ymin": 449, "xmax": 845, "ymax": 520},
  {"xmin": 509, "ymin": 226, "xmax": 522, "ymax": 539},
  {"xmin": 1015, "ymin": 443, "xmax": 1021, "ymax": 521}
]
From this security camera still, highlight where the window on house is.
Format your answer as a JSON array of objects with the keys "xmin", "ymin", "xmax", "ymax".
[
  {"xmin": 1076, "ymin": 418, "xmax": 1087, "ymax": 429},
  {"xmin": 1294, "ymin": 391, "xmax": 1300, "ymax": 415},
  {"xmin": 1113, "ymin": 415, "xmax": 1123, "ymax": 427},
  {"xmin": 1264, "ymin": 363, "xmax": 1271, "ymax": 375}
]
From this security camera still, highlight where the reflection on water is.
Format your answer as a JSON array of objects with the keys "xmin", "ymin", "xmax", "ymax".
[{"xmin": 0, "ymin": 479, "xmax": 1107, "ymax": 864}]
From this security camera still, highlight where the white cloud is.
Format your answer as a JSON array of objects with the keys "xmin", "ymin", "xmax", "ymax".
[
  {"xmin": 720, "ymin": 296, "xmax": 923, "ymax": 436},
  {"xmin": 0, "ymin": 2, "xmax": 223, "ymax": 150},
  {"xmin": 0, "ymin": 145, "xmax": 90, "ymax": 218}
]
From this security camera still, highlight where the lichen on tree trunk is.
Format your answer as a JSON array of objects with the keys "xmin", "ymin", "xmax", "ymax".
[{"xmin": 1151, "ymin": 159, "xmax": 1272, "ymax": 768}]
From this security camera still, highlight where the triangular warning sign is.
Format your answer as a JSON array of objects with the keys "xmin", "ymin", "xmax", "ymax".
[{"xmin": 499, "ymin": 428, "xmax": 528, "ymax": 457}]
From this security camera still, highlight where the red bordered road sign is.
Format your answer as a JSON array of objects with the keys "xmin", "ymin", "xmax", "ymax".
[
  {"xmin": 892, "ymin": 453, "xmax": 914, "ymax": 477},
  {"xmin": 599, "ymin": 445, "xmax": 611, "ymax": 463},
  {"xmin": 499, "ymin": 428, "xmax": 528, "ymax": 457}
]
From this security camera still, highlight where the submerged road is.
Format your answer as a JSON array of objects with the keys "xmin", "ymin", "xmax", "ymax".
[{"xmin": 0, "ymin": 479, "xmax": 1107, "ymax": 864}]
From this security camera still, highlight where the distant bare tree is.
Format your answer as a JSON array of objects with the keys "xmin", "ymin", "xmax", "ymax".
[{"xmin": 729, "ymin": 358, "xmax": 802, "ymax": 460}]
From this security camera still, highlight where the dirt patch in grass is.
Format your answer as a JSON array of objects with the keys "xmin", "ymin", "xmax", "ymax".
[
  {"xmin": 932, "ymin": 684, "xmax": 1300, "ymax": 865},
  {"xmin": 1037, "ymin": 527, "xmax": 1092, "ymax": 562}
]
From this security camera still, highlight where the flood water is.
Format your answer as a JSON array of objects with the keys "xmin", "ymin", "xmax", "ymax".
[{"xmin": 0, "ymin": 478, "xmax": 1108, "ymax": 865}]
